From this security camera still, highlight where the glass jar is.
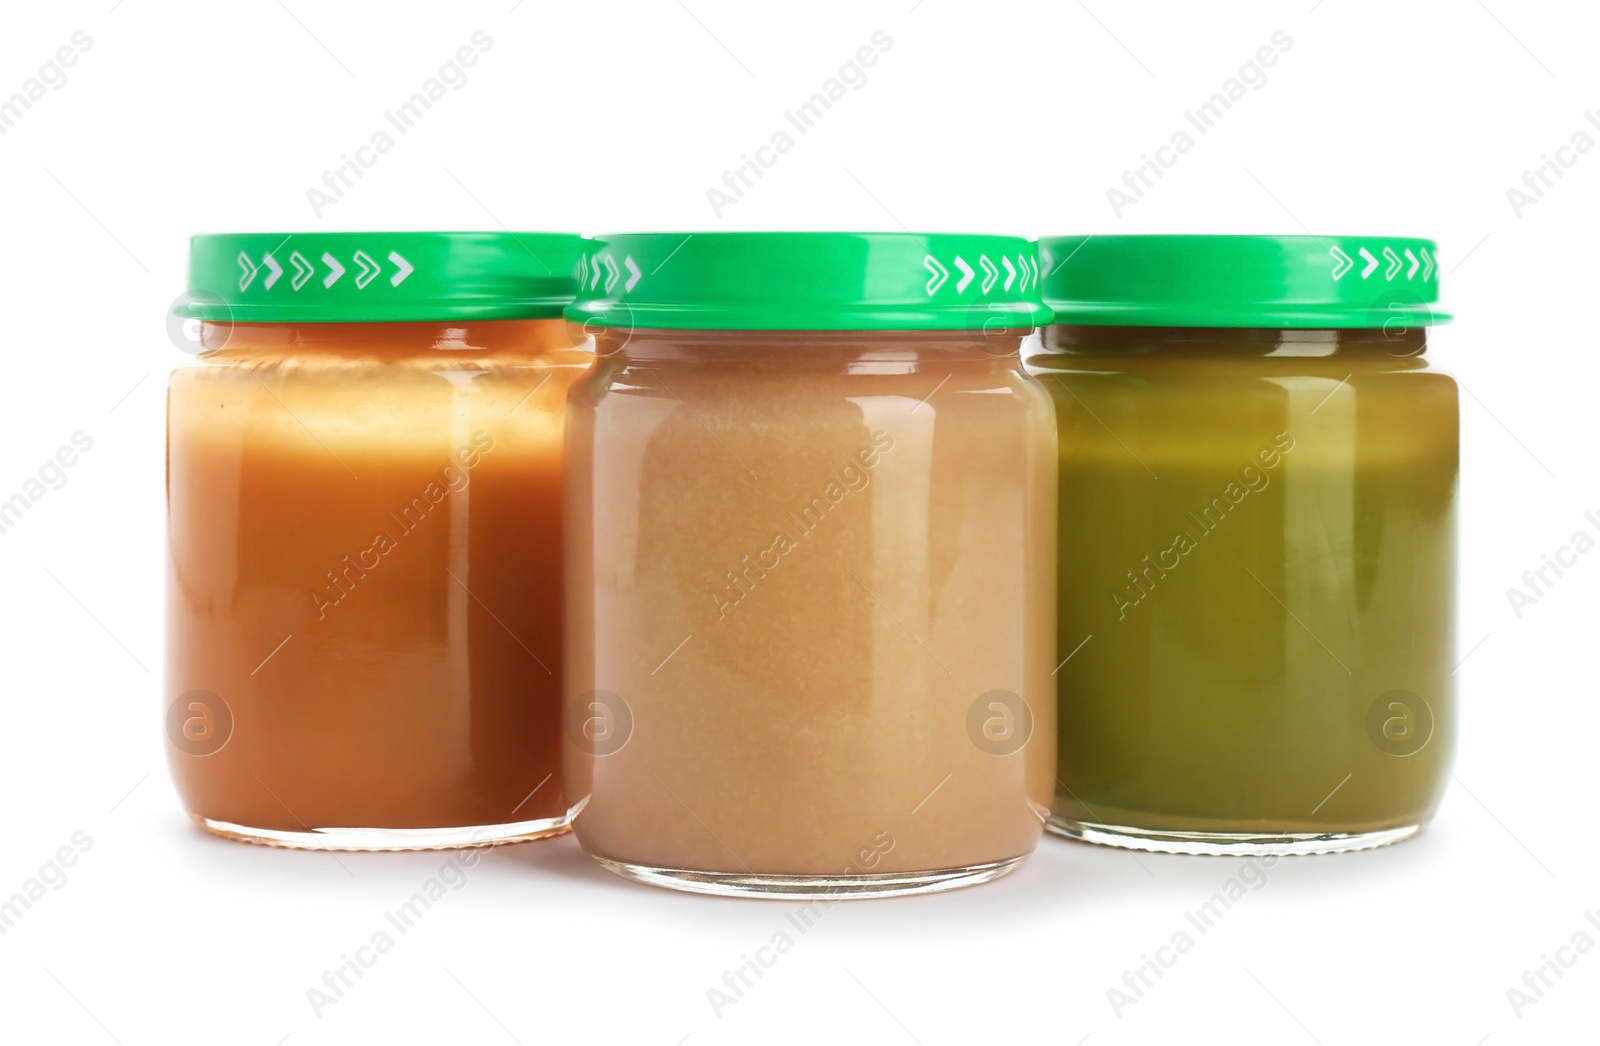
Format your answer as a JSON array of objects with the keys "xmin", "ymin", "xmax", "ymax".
[
  {"xmin": 1030, "ymin": 234, "xmax": 1457, "ymax": 855},
  {"xmin": 562, "ymin": 232, "xmax": 1058, "ymax": 896},
  {"xmin": 167, "ymin": 231, "xmax": 586, "ymax": 850}
]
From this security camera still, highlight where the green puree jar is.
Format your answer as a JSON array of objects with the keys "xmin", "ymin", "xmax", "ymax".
[{"xmin": 1030, "ymin": 235, "xmax": 1456, "ymax": 855}]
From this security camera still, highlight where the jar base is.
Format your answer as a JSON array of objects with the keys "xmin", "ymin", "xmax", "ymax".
[
  {"xmin": 1046, "ymin": 817, "xmax": 1421, "ymax": 856},
  {"xmin": 191, "ymin": 811, "xmax": 573, "ymax": 851},
  {"xmin": 590, "ymin": 854, "xmax": 1026, "ymax": 898}
]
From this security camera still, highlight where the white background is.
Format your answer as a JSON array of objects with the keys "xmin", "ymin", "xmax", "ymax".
[{"xmin": 0, "ymin": 0, "xmax": 1593, "ymax": 1043}]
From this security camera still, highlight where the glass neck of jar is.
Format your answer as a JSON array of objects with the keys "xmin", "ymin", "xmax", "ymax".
[
  {"xmin": 588, "ymin": 327, "xmax": 1032, "ymax": 364},
  {"xmin": 197, "ymin": 317, "xmax": 578, "ymax": 359},
  {"xmin": 1037, "ymin": 325, "xmax": 1430, "ymax": 359}
]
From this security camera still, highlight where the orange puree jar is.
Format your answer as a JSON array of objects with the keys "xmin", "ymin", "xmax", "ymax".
[
  {"xmin": 167, "ymin": 232, "xmax": 586, "ymax": 850},
  {"xmin": 563, "ymin": 232, "xmax": 1058, "ymax": 897}
]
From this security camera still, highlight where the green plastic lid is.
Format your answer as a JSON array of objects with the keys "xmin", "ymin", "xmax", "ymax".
[
  {"xmin": 179, "ymin": 232, "xmax": 584, "ymax": 323},
  {"xmin": 1039, "ymin": 235, "xmax": 1451, "ymax": 329},
  {"xmin": 566, "ymin": 232, "xmax": 1053, "ymax": 331}
]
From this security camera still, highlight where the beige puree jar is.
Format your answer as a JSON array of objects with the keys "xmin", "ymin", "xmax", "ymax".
[{"xmin": 562, "ymin": 232, "xmax": 1058, "ymax": 897}]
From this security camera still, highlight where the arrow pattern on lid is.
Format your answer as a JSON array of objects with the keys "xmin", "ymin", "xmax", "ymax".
[
  {"xmin": 388, "ymin": 251, "xmax": 414, "ymax": 287},
  {"xmin": 953, "ymin": 256, "xmax": 975, "ymax": 293},
  {"xmin": 1329, "ymin": 244, "xmax": 1438, "ymax": 283},
  {"xmin": 979, "ymin": 255, "xmax": 999, "ymax": 293},
  {"xmin": 289, "ymin": 252, "xmax": 314, "ymax": 291},
  {"xmin": 235, "ymin": 248, "xmax": 415, "ymax": 293},
  {"xmin": 922, "ymin": 253, "xmax": 1036, "ymax": 298},
  {"xmin": 576, "ymin": 249, "xmax": 1037, "ymax": 300},
  {"xmin": 583, "ymin": 252, "xmax": 643, "ymax": 294},
  {"xmin": 353, "ymin": 250, "xmax": 380, "ymax": 289}
]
